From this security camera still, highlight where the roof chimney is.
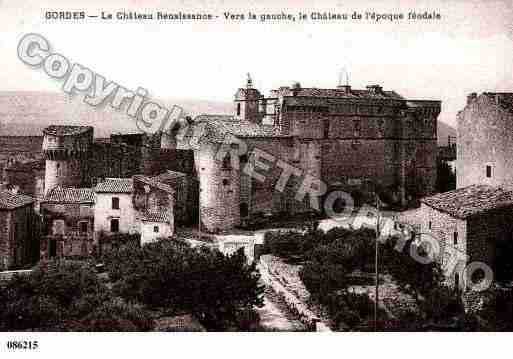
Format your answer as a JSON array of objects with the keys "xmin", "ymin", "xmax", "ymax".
[
  {"xmin": 366, "ymin": 85, "xmax": 382, "ymax": 94},
  {"xmin": 337, "ymin": 85, "xmax": 352, "ymax": 93},
  {"xmin": 291, "ymin": 82, "xmax": 301, "ymax": 96},
  {"xmin": 467, "ymin": 92, "xmax": 477, "ymax": 105}
]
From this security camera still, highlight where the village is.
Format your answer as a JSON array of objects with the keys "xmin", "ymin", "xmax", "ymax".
[{"xmin": 0, "ymin": 74, "xmax": 511, "ymax": 331}]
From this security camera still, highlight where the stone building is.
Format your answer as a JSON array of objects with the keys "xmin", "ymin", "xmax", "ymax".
[
  {"xmin": 457, "ymin": 92, "xmax": 513, "ymax": 189},
  {"xmin": 176, "ymin": 78, "xmax": 440, "ymax": 232},
  {"xmin": 0, "ymin": 191, "xmax": 37, "ymax": 270},
  {"xmin": 133, "ymin": 175, "xmax": 175, "ymax": 244},
  {"xmin": 40, "ymin": 187, "xmax": 95, "ymax": 259},
  {"xmin": 94, "ymin": 178, "xmax": 138, "ymax": 239},
  {"xmin": 152, "ymin": 170, "xmax": 190, "ymax": 224},
  {"xmin": 419, "ymin": 185, "xmax": 513, "ymax": 291},
  {"xmin": 42, "ymin": 126, "xmax": 94, "ymax": 195},
  {"xmin": 4, "ymin": 159, "xmax": 45, "ymax": 211},
  {"xmin": 42, "ymin": 125, "xmax": 190, "ymax": 196}
]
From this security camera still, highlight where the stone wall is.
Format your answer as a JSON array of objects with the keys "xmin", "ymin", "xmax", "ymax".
[
  {"xmin": 418, "ymin": 203, "xmax": 467, "ymax": 289},
  {"xmin": 457, "ymin": 94, "xmax": 513, "ymax": 189},
  {"xmin": 0, "ymin": 205, "xmax": 38, "ymax": 270}
]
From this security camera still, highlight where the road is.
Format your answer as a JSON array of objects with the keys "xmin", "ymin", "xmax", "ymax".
[{"xmin": 256, "ymin": 290, "xmax": 307, "ymax": 332}]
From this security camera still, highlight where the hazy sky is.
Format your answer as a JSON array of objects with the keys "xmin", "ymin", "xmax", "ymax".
[{"xmin": 1, "ymin": 0, "xmax": 512, "ymax": 126}]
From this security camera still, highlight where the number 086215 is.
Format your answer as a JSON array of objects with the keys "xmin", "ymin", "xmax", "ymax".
[{"xmin": 6, "ymin": 341, "xmax": 39, "ymax": 350}]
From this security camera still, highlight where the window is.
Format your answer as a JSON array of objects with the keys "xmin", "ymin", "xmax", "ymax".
[
  {"xmin": 236, "ymin": 103, "xmax": 241, "ymax": 116},
  {"xmin": 454, "ymin": 273, "xmax": 460, "ymax": 291},
  {"xmin": 79, "ymin": 221, "xmax": 88, "ymax": 234},
  {"xmin": 223, "ymin": 179, "xmax": 230, "ymax": 186},
  {"xmin": 240, "ymin": 203, "xmax": 249, "ymax": 217},
  {"xmin": 428, "ymin": 221, "xmax": 432, "ymax": 230},
  {"xmin": 112, "ymin": 197, "xmax": 120, "ymax": 210},
  {"xmin": 240, "ymin": 154, "xmax": 248, "ymax": 164},
  {"xmin": 153, "ymin": 226, "xmax": 159, "ymax": 233},
  {"xmin": 453, "ymin": 231, "xmax": 458, "ymax": 245},
  {"xmin": 377, "ymin": 119, "xmax": 384, "ymax": 133},
  {"xmin": 222, "ymin": 154, "xmax": 232, "ymax": 170},
  {"xmin": 486, "ymin": 165, "xmax": 492, "ymax": 178},
  {"xmin": 110, "ymin": 218, "xmax": 119, "ymax": 233},
  {"xmin": 324, "ymin": 119, "xmax": 330, "ymax": 138}
]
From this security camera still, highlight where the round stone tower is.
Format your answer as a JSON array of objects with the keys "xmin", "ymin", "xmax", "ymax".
[{"xmin": 42, "ymin": 125, "xmax": 93, "ymax": 195}]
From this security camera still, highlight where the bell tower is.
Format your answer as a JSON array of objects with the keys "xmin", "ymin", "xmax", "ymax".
[{"xmin": 234, "ymin": 73, "xmax": 262, "ymax": 123}]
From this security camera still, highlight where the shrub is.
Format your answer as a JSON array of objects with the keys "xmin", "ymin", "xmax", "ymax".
[
  {"xmin": 106, "ymin": 240, "xmax": 264, "ymax": 331},
  {"xmin": 77, "ymin": 299, "xmax": 154, "ymax": 332},
  {"xmin": 299, "ymin": 261, "xmax": 348, "ymax": 300},
  {"xmin": 0, "ymin": 260, "xmax": 153, "ymax": 331}
]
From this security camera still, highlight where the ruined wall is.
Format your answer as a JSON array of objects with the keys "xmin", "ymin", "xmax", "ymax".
[{"xmin": 0, "ymin": 205, "xmax": 37, "ymax": 270}]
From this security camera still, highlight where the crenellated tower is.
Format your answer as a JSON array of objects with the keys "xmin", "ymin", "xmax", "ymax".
[{"xmin": 42, "ymin": 125, "xmax": 93, "ymax": 195}]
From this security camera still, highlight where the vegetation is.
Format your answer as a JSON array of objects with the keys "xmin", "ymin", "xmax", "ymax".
[
  {"xmin": 263, "ymin": 227, "xmax": 461, "ymax": 330},
  {"xmin": 103, "ymin": 239, "xmax": 265, "ymax": 331},
  {"xmin": 0, "ymin": 260, "xmax": 153, "ymax": 331}
]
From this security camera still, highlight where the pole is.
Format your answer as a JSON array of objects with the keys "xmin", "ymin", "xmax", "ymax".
[{"xmin": 374, "ymin": 192, "xmax": 379, "ymax": 332}]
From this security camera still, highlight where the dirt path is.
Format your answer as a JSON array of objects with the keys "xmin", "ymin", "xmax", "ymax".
[{"xmin": 256, "ymin": 289, "xmax": 307, "ymax": 332}]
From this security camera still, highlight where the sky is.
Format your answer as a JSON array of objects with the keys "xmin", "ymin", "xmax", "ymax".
[{"xmin": 1, "ymin": 0, "xmax": 512, "ymax": 127}]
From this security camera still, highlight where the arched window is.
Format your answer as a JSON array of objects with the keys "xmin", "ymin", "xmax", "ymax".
[{"xmin": 236, "ymin": 103, "xmax": 241, "ymax": 116}]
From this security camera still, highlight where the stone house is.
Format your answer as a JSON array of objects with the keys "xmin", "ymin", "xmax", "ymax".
[
  {"xmin": 94, "ymin": 178, "xmax": 138, "ymax": 240},
  {"xmin": 0, "ymin": 190, "xmax": 38, "ymax": 270},
  {"xmin": 133, "ymin": 175, "xmax": 175, "ymax": 244},
  {"xmin": 419, "ymin": 185, "xmax": 513, "ymax": 291},
  {"xmin": 139, "ymin": 210, "xmax": 173, "ymax": 246},
  {"xmin": 151, "ymin": 170, "xmax": 189, "ymax": 225},
  {"xmin": 40, "ymin": 186, "xmax": 95, "ymax": 259},
  {"xmin": 4, "ymin": 159, "xmax": 45, "ymax": 202}
]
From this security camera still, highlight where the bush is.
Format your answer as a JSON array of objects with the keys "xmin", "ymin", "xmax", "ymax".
[
  {"xmin": 299, "ymin": 261, "xmax": 348, "ymax": 300},
  {"xmin": 105, "ymin": 240, "xmax": 264, "ymax": 331},
  {"xmin": 77, "ymin": 299, "xmax": 154, "ymax": 332},
  {"xmin": 0, "ymin": 260, "xmax": 154, "ymax": 331}
]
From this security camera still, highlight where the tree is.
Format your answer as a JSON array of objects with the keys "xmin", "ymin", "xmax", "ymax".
[
  {"xmin": 299, "ymin": 261, "xmax": 348, "ymax": 300},
  {"xmin": 0, "ymin": 260, "xmax": 153, "ymax": 331},
  {"xmin": 106, "ymin": 240, "xmax": 265, "ymax": 331}
]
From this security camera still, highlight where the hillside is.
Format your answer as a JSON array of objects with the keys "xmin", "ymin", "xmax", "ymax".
[
  {"xmin": 0, "ymin": 91, "xmax": 456, "ymax": 144},
  {"xmin": 437, "ymin": 120, "xmax": 457, "ymax": 146},
  {"xmin": 0, "ymin": 91, "xmax": 232, "ymax": 137}
]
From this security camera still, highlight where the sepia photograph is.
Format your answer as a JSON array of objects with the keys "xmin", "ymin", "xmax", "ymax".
[{"xmin": 0, "ymin": 0, "xmax": 512, "ymax": 357}]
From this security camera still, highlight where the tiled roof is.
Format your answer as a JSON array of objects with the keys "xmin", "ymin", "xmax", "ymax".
[
  {"xmin": 95, "ymin": 178, "xmax": 134, "ymax": 193},
  {"xmin": 421, "ymin": 185, "xmax": 513, "ymax": 219},
  {"xmin": 140, "ymin": 210, "xmax": 170, "ymax": 223},
  {"xmin": 153, "ymin": 171, "xmax": 187, "ymax": 182},
  {"xmin": 43, "ymin": 125, "xmax": 93, "ymax": 136},
  {"xmin": 196, "ymin": 116, "xmax": 288, "ymax": 142},
  {"xmin": 44, "ymin": 187, "xmax": 95, "ymax": 204},
  {"xmin": 0, "ymin": 191, "xmax": 34, "ymax": 210},
  {"xmin": 133, "ymin": 175, "xmax": 175, "ymax": 194},
  {"xmin": 272, "ymin": 87, "xmax": 404, "ymax": 100}
]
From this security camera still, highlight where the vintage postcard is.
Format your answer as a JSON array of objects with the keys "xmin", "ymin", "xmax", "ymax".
[{"xmin": 0, "ymin": 0, "xmax": 512, "ymax": 357}]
